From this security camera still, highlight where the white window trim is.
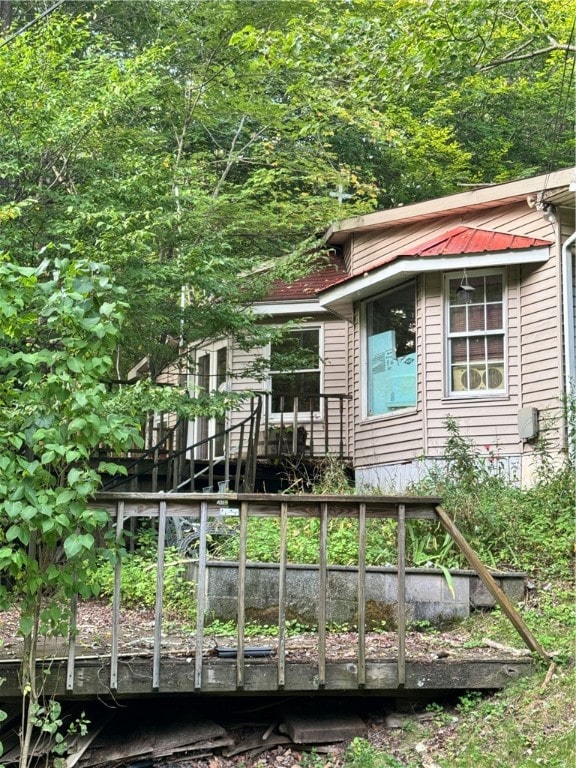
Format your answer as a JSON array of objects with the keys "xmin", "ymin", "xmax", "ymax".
[
  {"xmin": 360, "ymin": 282, "xmax": 418, "ymax": 421},
  {"xmin": 267, "ymin": 323, "xmax": 324, "ymax": 420},
  {"xmin": 444, "ymin": 268, "xmax": 508, "ymax": 398}
]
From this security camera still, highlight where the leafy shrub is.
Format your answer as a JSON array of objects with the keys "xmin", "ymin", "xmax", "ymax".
[
  {"xmin": 92, "ymin": 530, "xmax": 196, "ymax": 619},
  {"xmin": 407, "ymin": 413, "xmax": 575, "ymax": 576}
]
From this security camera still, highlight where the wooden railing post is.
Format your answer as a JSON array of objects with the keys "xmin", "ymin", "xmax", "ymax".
[
  {"xmin": 194, "ymin": 498, "xmax": 209, "ymax": 690},
  {"xmin": 236, "ymin": 501, "xmax": 249, "ymax": 689},
  {"xmin": 357, "ymin": 502, "xmax": 367, "ymax": 687},
  {"xmin": 110, "ymin": 499, "xmax": 124, "ymax": 691},
  {"xmin": 397, "ymin": 502, "xmax": 406, "ymax": 686},
  {"xmin": 277, "ymin": 502, "xmax": 288, "ymax": 689},
  {"xmin": 318, "ymin": 502, "xmax": 328, "ymax": 688},
  {"xmin": 152, "ymin": 498, "xmax": 167, "ymax": 690}
]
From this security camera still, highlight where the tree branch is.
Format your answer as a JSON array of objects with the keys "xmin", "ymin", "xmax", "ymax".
[{"xmin": 479, "ymin": 42, "xmax": 576, "ymax": 72}]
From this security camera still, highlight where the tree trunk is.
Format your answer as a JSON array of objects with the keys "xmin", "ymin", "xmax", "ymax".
[{"xmin": 0, "ymin": 1, "xmax": 12, "ymax": 32}]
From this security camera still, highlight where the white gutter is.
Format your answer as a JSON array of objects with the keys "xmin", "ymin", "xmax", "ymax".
[
  {"xmin": 318, "ymin": 247, "xmax": 550, "ymax": 309},
  {"xmin": 562, "ymin": 231, "xmax": 576, "ymax": 396}
]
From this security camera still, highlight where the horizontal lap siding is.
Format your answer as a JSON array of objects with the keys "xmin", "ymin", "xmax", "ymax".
[
  {"xmin": 322, "ymin": 319, "xmax": 351, "ymax": 457},
  {"xmin": 349, "ymin": 207, "xmax": 556, "ymax": 275},
  {"xmin": 520, "ymin": 256, "xmax": 562, "ymax": 410}
]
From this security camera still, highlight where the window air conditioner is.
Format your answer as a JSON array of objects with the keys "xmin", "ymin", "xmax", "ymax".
[
  {"xmin": 484, "ymin": 365, "xmax": 504, "ymax": 390},
  {"xmin": 452, "ymin": 367, "xmax": 483, "ymax": 391},
  {"xmin": 452, "ymin": 365, "xmax": 504, "ymax": 392}
]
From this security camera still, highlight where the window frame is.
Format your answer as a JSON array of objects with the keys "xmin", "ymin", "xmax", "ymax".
[
  {"xmin": 444, "ymin": 268, "xmax": 508, "ymax": 398},
  {"xmin": 361, "ymin": 280, "xmax": 418, "ymax": 420},
  {"xmin": 268, "ymin": 324, "xmax": 323, "ymax": 419}
]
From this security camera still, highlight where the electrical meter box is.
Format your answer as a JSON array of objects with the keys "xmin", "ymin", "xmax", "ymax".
[{"xmin": 518, "ymin": 407, "xmax": 539, "ymax": 440}]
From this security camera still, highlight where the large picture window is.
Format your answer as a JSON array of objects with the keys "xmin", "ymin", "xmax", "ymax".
[
  {"xmin": 447, "ymin": 270, "xmax": 505, "ymax": 395},
  {"xmin": 270, "ymin": 327, "xmax": 321, "ymax": 413},
  {"xmin": 365, "ymin": 282, "xmax": 416, "ymax": 416}
]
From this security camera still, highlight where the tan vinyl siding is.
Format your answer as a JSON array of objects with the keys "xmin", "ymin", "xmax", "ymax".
[
  {"xmin": 349, "ymin": 208, "xmax": 556, "ymax": 276},
  {"xmin": 520, "ymin": 255, "xmax": 562, "ymax": 415}
]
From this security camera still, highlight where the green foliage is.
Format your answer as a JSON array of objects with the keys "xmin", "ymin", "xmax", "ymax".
[
  {"xmin": 344, "ymin": 737, "xmax": 404, "ymax": 768},
  {"xmin": 408, "ymin": 414, "xmax": 575, "ymax": 577},
  {"xmin": 93, "ymin": 543, "xmax": 197, "ymax": 621},
  {"xmin": 0, "ymin": 258, "xmax": 142, "ymax": 622},
  {"xmin": 2, "ymin": 1, "xmax": 573, "ymax": 377}
]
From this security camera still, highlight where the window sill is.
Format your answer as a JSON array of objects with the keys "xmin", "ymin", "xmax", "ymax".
[
  {"xmin": 442, "ymin": 393, "xmax": 510, "ymax": 403},
  {"xmin": 361, "ymin": 406, "xmax": 419, "ymax": 424}
]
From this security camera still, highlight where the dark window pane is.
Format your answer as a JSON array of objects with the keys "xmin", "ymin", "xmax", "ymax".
[
  {"xmin": 271, "ymin": 329, "xmax": 319, "ymax": 372},
  {"xmin": 486, "ymin": 304, "xmax": 503, "ymax": 330},
  {"xmin": 469, "ymin": 336, "xmax": 485, "ymax": 360},
  {"xmin": 451, "ymin": 338, "xmax": 467, "ymax": 362},
  {"xmin": 468, "ymin": 305, "xmax": 485, "ymax": 331},
  {"xmin": 486, "ymin": 335, "xmax": 504, "ymax": 359},
  {"xmin": 485, "ymin": 274, "xmax": 503, "ymax": 302},
  {"xmin": 450, "ymin": 306, "xmax": 466, "ymax": 333}
]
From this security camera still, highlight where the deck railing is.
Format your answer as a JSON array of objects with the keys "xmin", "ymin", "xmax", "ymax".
[
  {"xmin": 100, "ymin": 392, "xmax": 351, "ymax": 494},
  {"xmin": 77, "ymin": 492, "xmax": 547, "ymax": 696}
]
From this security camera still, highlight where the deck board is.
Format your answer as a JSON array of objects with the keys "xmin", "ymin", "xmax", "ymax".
[{"xmin": 0, "ymin": 656, "xmax": 533, "ymax": 699}]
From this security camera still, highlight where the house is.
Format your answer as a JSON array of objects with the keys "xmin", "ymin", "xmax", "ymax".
[
  {"xmin": 183, "ymin": 251, "xmax": 353, "ymax": 471},
  {"xmin": 121, "ymin": 168, "xmax": 574, "ymax": 493},
  {"xmin": 315, "ymin": 167, "xmax": 575, "ymax": 489}
]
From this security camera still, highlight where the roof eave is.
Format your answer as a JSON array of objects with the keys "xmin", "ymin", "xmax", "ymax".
[
  {"xmin": 318, "ymin": 246, "xmax": 550, "ymax": 310},
  {"xmin": 325, "ymin": 168, "xmax": 575, "ymax": 245}
]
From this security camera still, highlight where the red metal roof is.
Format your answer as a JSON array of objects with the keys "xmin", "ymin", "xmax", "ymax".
[
  {"xmin": 396, "ymin": 226, "xmax": 552, "ymax": 257},
  {"xmin": 317, "ymin": 226, "xmax": 553, "ymax": 293},
  {"xmin": 265, "ymin": 251, "xmax": 348, "ymax": 301}
]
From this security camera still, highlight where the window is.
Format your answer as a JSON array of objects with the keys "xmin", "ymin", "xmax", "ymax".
[
  {"xmin": 365, "ymin": 282, "xmax": 417, "ymax": 416},
  {"xmin": 270, "ymin": 327, "xmax": 321, "ymax": 413},
  {"xmin": 447, "ymin": 270, "xmax": 505, "ymax": 395}
]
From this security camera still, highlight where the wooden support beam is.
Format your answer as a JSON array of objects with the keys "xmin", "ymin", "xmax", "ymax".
[
  {"xmin": 397, "ymin": 503, "xmax": 406, "ymax": 686},
  {"xmin": 152, "ymin": 499, "xmax": 167, "ymax": 690},
  {"xmin": 194, "ymin": 499, "xmax": 209, "ymax": 690},
  {"xmin": 277, "ymin": 502, "xmax": 288, "ymax": 689},
  {"xmin": 435, "ymin": 505, "xmax": 549, "ymax": 662},
  {"xmin": 357, "ymin": 503, "xmax": 366, "ymax": 687}
]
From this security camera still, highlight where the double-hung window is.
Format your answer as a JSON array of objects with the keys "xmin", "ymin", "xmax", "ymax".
[
  {"xmin": 365, "ymin": 282, "xmax": 417, "ymax": 417},
  {"xmin": 447, "ymin": 270, "xmax": 506, "ymax": 395},
  {"xmin": 270, "ymin": 327, "xmax": 321, "ymax": 414}
]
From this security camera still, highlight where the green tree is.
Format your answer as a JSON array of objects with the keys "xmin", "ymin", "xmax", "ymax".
[{"xmin": 0, "ymin": 256, "xmax": 229, "ymax": 767}]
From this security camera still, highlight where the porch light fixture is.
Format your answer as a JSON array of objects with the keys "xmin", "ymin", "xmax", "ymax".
[{"xmin": 456, "ymin": 270, "xmax": 475, "ymax": 304}]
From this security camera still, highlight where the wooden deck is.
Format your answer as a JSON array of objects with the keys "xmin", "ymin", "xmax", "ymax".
[{"xmin": 0, "ymin": 493, "xmax": 543, "ymax": 701}]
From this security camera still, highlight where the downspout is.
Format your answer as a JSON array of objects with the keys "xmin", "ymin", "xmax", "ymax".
[{"xmin": 562, "ymin": 230, "xmax": 576, "ymax": 397}]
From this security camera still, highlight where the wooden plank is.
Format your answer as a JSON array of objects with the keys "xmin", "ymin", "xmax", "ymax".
[
  {"xmin": 318, "ymin": 502, "xmax": 328, "ymax": 687},
  {"xmin": 194, "ymin": 499, "xmax": 209, "ymax": 690},
  {"xmin": 357, "ymin": 503, "xmax": 366, "ymax": 687},
  {"xmin": 397, "ymin": 503, "xmax": 406, "ymax": 686},
  {"xmin": 152, "ymin": 499, "xmax": 167, "ymax": 690},
  {"xmin": 0, "ymin": 658, "xmax": 534, "ymax": 698},
  {"xmin": 236, "ymin": 501, "xmax": 249, "ymax": 689},
  {"xmin": 435, "ymin": 505, "xmax": 550, "ymax": 661},
  {"xmin": 110, "ymin": 500, "xmax": 124, "ymax": 691},
  {"xmin": 282, "ymin": 711, "xmax": 366, "ymax": 743},
  {"xmin": 66, "ymin": 593, "xmax": 77, "ymax": 692},
  {"xmin": 277, "ymin": 502, "xmax": 288, "ymax": 689}
]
